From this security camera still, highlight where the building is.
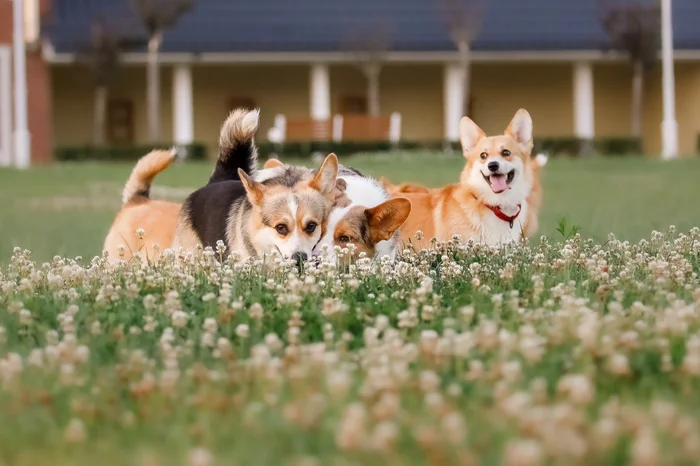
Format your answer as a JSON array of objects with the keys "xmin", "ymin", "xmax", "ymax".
[{"xmin": 2, "ymin": 0, "xmax": 700, "ymax": 164}]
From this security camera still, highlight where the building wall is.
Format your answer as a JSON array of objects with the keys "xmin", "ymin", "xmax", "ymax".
[
  {"xmin": 471, "ymin": 63, "xmax": 574, "ymax": 137},
  {"xmin": 637, "ymin": 63, "xmax": 700, "ymax": 156},
  {"xmin": 1, "ymin": 0, "xmax": 54, "ymax": 164},
  {"xmin": 51, "ymin": 61, "xmax": 700, "ymax": 157},
  {"xmin": 192, "ymin": 64, "xmax": 309, "ymax": 156}
]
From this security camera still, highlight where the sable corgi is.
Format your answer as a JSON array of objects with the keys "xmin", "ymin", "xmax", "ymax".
[
  {"xmin": 102, "ymin": 108, "xmax": 263, "ymax": 264},
  {"xmin": 172, "ymin": 133, "xmax": 340, "ymax": 264},
  {"xmin": 396, "ymin": 109, "xmax": 545, "ymax": 246},
  {"xmin": 262, "ymin": 158, "xmax": 411, "ymax": 262},
  {"xmin": 103, "ymin": 149, "xmax": 181, "ymax": 263}
]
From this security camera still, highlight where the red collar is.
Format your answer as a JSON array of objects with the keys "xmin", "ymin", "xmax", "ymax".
[{"xmin": 486, "ymin": 204, "xmax": 521, "ymax": 228}]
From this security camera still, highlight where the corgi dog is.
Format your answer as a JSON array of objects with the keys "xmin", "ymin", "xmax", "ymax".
[
  {"xmin": 172, "ymin": 113, "xmax": 341, "ymax": 264},
  {"xmin": 103, "ymin": 149, "xmax": 181, "ymax": 264},
  {"xmin": 396, "ymin": 109, "xmax": 546, "ymax": 247},
  {"xmin": 261, "ymin": 158, "xmax": 411, "ymax": 263}
]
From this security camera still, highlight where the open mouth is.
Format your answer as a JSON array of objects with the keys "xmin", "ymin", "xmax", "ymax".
[{"xmin": 482, "ymin": 170, "xmax": 515, "ymax": 194}]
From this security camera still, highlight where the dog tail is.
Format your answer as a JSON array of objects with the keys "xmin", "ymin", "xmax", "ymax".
[
  {"xmin": 208, "ymin": 108, "xmax": 260, "ymax": 184},
  {"xmin": 122, "ymin": 149, "xmax": 177, "ymax": 206}
]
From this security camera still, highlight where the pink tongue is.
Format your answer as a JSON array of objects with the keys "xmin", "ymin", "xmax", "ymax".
[{"xmin": 490, "ymin": 175, "xmax": 508, "ymax": 193}]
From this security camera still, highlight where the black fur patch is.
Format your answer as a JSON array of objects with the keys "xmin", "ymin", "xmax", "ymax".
[{"xmin": 208, "ymin": 141, "xmax": 258, "ymax": 185}]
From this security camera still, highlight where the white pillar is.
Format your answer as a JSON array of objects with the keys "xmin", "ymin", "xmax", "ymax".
[
  {"xmin": 443, "ymin": 63, "xmax": 465, "ymax": 142},
  {"xmin": 172, "ymin": 64, "xmax": 194, "ymax": 146},
  {"xmin": 661, "ymin": 0, "xmax": 678, "ymax": 159},
  {"xmin": 310, "ymin": 64, "xmax": 330, "ymax": 120},
  {"xmin": 12, "ymin": 0, "xmax": 31, "ymax": 169},
  {"xmin": 573, "ymin": 62, "xmax": 595, "ymax": 142}
]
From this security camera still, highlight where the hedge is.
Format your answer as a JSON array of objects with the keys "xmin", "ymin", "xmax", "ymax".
[
  {"xmin": 54, "ymin": 137, "xmax": 643, "ymax": 162},
  {"xmin": 55, "ymin": 143, "xmax": 208, "ymax": 162}
]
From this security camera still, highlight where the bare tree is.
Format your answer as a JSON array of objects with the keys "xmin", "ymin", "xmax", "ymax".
[
  {"xmin": 77, "ymin": 20, "xmax": 136, "ymax": 146},
  {"xmin": 345, "ymin": 22, "xmax": 394, "ymax": 116},
  {"xmin": 132, "ymin": 0, "xmax": 194, "ymax": 142},
  {"xmin": 437, "ymin": 0, "xmax": 488, "ymax": 122},
  {"xmin": 599, "ymin": 0, "xmax": 660, "ymax": 138}
]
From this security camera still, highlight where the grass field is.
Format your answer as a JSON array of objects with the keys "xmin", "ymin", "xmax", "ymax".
[
  {"xmin": 1, "ymin": 153, "xmax": 700, "ymax": 465},
  {"xmin": 0, "ymin": 153, "xmax": 699, "ymax": 263}
]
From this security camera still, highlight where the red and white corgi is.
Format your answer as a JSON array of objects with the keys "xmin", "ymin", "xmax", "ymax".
[{"xmin": 395, "ymin": 109, "xmax": 546, "ymax": 246}]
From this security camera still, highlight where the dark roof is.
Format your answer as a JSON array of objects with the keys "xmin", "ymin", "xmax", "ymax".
[{"xmin": 46, "ymin": 0, "xmax": 700, "ymax": 55}]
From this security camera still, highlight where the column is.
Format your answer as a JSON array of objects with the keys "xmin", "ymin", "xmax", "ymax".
[
  {"xmin": 172, "ymin": 64, "xmax": 194, "ymax": 146},
  {"xmin": 443, "ymin": 63, "xmax": 465, "ymax": 142},
  {"xmin": 573, "ymin": 62, "xmax": 595, "ymax": 155},
  {"xmin": 310, "ymin": 63, "xmax": 330, "ymax": 120},
  {"xmin": 660, "ymin": 0, "xmax": 678, "ymax": 158}
]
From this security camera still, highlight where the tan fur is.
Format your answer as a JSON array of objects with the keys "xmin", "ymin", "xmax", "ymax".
[
  {"xmin": 380, "ymin": 176, "xmax": 431, "ymax": 195},
  {"xmin": 263, "ymin": 158, "xmax": 284, "ymax": 169},
  {"xmin": 396, "ymin": 109, "xmax": 545, "ymax": 247},
  {"xmin": 103, "ymin": 150, "xmax": 180, "ymax": 263}
]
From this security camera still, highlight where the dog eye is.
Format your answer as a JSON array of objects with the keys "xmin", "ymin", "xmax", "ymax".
[
  {"xmin": 480, "ymin": 152, "xmax": 488, "ymax": 160},
  {"xmin": 274, "ymin": 224, "xmax": 289, "ymax": 236},
  {"xmin": 501, "ymin": 149, "xmax": 511, "ymax": 157},
  {"xmin": 305, "ymin": 222, "xmax": 317, "ymax": 234},
  {"xmin": 338, "ymin": 235, "xmax": 350, "ymax": 243}
]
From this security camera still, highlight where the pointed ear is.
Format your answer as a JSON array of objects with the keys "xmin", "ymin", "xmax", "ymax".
[
  {"xmin": 505, "ymin": 109, "xmax": 533, "ymax": 150},
  {"xmin": 238, "ymin": 168, "xmax": 267, "ymax": 205},
  {"xmin": 366, "ymin": 198, "xmax": 412, "ymax": 244},
  {"xmin": 459, "ymin": 116, "xmax": 486, "ymax": 155},
  {"xmin": 309, "ymin": 153, "xmax": 339, "ymax": 197},
  {"xmin": 264, "ymin": 158, "xmax": 284, "ymax": 169}
]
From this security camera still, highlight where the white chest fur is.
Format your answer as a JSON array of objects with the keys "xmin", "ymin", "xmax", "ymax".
[{"xmin": 469, "ymin": 202, "xmax": 529, "ymax": 246}]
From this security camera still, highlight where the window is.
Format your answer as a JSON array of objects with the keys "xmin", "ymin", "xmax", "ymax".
[
  {"xmin": 339, "ymin": 95, "xmax": 368, "ymax": 115},
  {"xmin": 229, "ymin": 97, "xmax": 256, "ymax": 111},
  {"xmin": 107, "ymin": 99, "xmax": 134, "ymax": 144}
]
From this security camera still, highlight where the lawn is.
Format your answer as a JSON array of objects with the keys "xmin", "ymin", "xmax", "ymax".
[
  {"xmin": 0, "ymin": 152, "xmax": 699, "ymax": 263},
  {"xmin": 1, "ymin": 153, "xmax": 700, "ymax": 465}
]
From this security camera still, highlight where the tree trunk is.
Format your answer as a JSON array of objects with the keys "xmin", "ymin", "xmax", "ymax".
[
  {"xmin": 93, "ymin": 85, "xmax": 108, "ymax": 146},
  {"xmin": 458, "ymin": 40, "xmax": 471, "ymax": 118},
  {"xmin": 363, "ymin": 63, "xmax": 381, "ymax": 117},
  {"xmin": 631, "ymin": 60, "xmax": 644, "ymax": 139},
  {"xmin": 147, "ymin": 31, "xmax": 163, "ymax": 143}
]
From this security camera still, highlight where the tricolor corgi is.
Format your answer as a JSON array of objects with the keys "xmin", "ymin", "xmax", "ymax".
[
  {"xmin": 396, "ymin": 109, "xmax": 546, "ymax": 247},
  {"xmin": 172, "ymin": 112, "xmax": 341, "ymax": 265}
]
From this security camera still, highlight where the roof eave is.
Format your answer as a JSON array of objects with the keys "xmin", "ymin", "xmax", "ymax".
[{"xmin": 43, "ymin": 46, "xmax": 700, "ymax": 65}]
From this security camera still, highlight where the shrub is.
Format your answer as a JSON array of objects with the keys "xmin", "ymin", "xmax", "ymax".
[{"xmin": 55, "ymin": 143, "xmax": 208, "ymax": 162}]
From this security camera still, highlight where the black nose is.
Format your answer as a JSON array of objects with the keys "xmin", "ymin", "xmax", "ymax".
[
  {"xmin": 292, "ymin": 252, "xmax": 308, "ymax": 267},
  {"xmin": 487, "ymin": 161, "xmax": 500, "ymax": 172}
]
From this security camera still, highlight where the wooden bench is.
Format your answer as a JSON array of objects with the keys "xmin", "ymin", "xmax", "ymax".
[{"xmin": 267, "ymin": 113, "xmax": 401, "ymax": 144}]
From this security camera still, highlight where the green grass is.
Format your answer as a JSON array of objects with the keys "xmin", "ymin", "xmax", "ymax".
[
  {"xmin": 0, "ymin": 153, "xmax": 698, "ymax": 263},
  {"xmin": 0, "ymin": 229, "xmax": 699, "ymax": 465},
  {"xmin": 1, "ymin": 153, "xmax": 700, "ymax": 464}
]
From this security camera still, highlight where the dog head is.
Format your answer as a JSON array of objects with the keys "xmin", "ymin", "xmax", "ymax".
[
  {"xmin": 460, "ymin": 109, "xmax": 535, "ymax": 209},
  {"xmin": 313, "ymin": 198, "xmax": 411, "ymax": 264},
  {"xmin": 237, "ymin": 153, "xmax": 339, "ymax": 266}
]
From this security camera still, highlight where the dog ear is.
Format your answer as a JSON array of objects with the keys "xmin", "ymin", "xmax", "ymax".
[
  {"xmin": 238, "ymin": 168, "xmax": 267, "ymax": 205},
  {"xmin": 264, "ymin": 158, "xmax": 284, "ymax": 169},
  {"xmin": 459, "ymin": 116, "xmax": 486, "ymax": 155},
  {"xmin": 505, "ymin": 109, "xmax": 533, "ymax": 150},
  {"xmin": 365, "ymin": 198, "xmax": 412, "ymax": 244},
  {"xmin": 309, "ymin": 153, "xmax": 339, "ymax": 197}
]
